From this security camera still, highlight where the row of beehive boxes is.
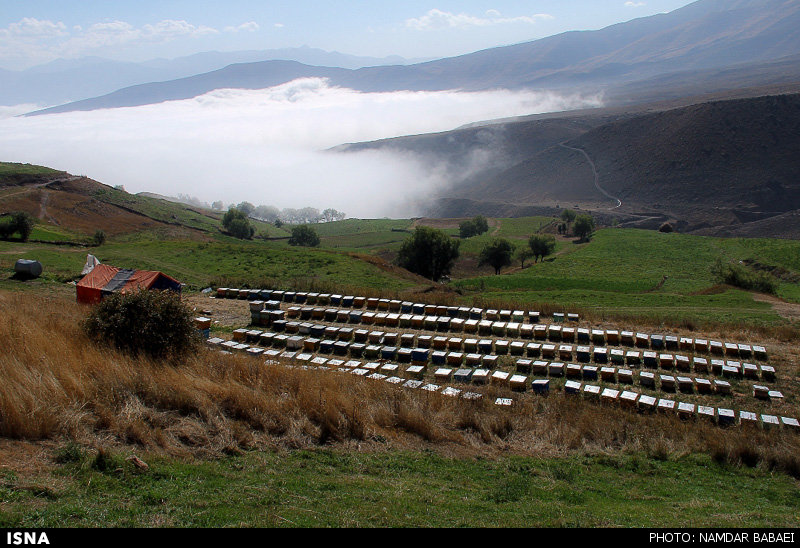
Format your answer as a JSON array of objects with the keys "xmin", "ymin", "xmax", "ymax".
[
  {"xmin": 264, "ymin": 300, "xmax": 768, "ymax": 361},
  {"xmin": 231, "ymin": 325, "xmax": 777, "ymax": 382},
  {"xmin": 208, "ymin": 339, "xmax": 799, "ymax": 431},
  {"xmin": 222, "ymin": 287, "xmax": 577, "ymax": 323},
  {"xmin": 563, "ymin": 381, "xmax": 798, "ymax": 430}
]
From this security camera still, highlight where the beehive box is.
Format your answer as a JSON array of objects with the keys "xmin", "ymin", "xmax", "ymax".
[
  {"xmin": 761, "ymin": 414, "xmax": 780, "ymax": 429},
  {"xmin": 403, "ymin": 379, "xmax": 423, "ymax": 389},
  {"xmin": 760, "ymin": 365, "xmax": 776, "ymax": 381},
  {"xmin": 576, "ymin": 346, "xmax": 592, "ymax": 363},
  {"xmin": 753, "ymin": 345, "xmax": 768, "ymax": 360},
  {"xmin": 582, "ymin": 365, "xmax": 598, "ymax": 380},
  {"xmin": 334, "ymin": 341, "xmax": 352, "ymax": 356},
  {"xmin": 463, "ymin": 319, "xmax": 479, "ymax": 333},
  {"xmin": 610, "ymin": 349, "xmax": 625, "ymax": 365},
  {"xmin": 247, "ymin": 347, "xmax": 265, "ymax": 357},
  {"xmin": 259, "ymin": 332, "xmax": 277, "ymax": 346},
  {"xmin": 657, "ymin": 398, "xmax": 676, "ymax": 414},
  {"xmin": 396, "ymin": 348, "xmax": 412, "ymax": 363},
  {"xmin": 364, "ymin": 345, "xmax": 381, "ymax": 358},
  {"xmin": 718, "ymin": 408, "xmax": 735, "ymax": 425},
  {"xmin": 561, "ymin": 327, "xmax": 575, "ymax": 342},
  {"xmin": 534, "ymin": 325, "xmax": 548, "ymax": 340},
  {"xmin": 482, "ymin": 355, "xmax": 499, "ymax": 369},
  {"xmin": 446, "ymin": 352, "xmax": 464, "ymax": 366},
  {"xmin": 520, "ymin": 325, "xmax": 534, "ymax": 339},
  {"xmin": 722, "ymin": 362, "xmax": 741, "ymax": 378},
  {"xmin": 564, "ymin": 380, "xmax": 582, "ymax": 395},
  {"xmin": 714, "ymin": 379, "xmax": 732, "ymax": 395},
  {"xmin": 743, "ymin": 363, "xmax": 759, "ymax": 379},
  {"xmin": 617, "ymin": 368, "xmax": 634, "ymax": 384},
  {"xmin": 566, "ymin": 363, "xmax": 583, "ymax": 378},
  {"xmin": 780, "ymin": 417, "xmax": 800, "ymax": 431},
  {"xmin": 593, "ymin": 347, "xmax": 608, "ymax": 364},
  {"xmin": 695, "ymin": 378, "xmax": 712, "ymax": 394},
  {"xmin": 311, "ymin": 356, "xmax": 329, "ymax": 366},
  {"xmin": 677, "ymin": 402, "xmax": 696, "ymax": 419},
  {"xmin": 516, "ymin": 359, "xmax": 533, "ymax": 373},
  {"xmin": 643, "ymin": 351, "xmax": 658, "ymax": 368},
  {"xmin": 697, "ymin": 405, "xmax": 716, "ymax": 422},
  {"xmin": 490, "ymin": 370, "xmax": 510, "ymax": 386},
  {"xmin": 600, "ymin": 367, "xmax": 616, "ymax": 382},
  {"xmin": 547, "ymin": 325, "xmax": 562, "ymax": 341},
  {"xmin": 233, "ymin": 328, "xmax": 249, "ymax": 342},
  {"xmin": 194, "ymin": 317, "xmax": 212, "ymax": 330},
  {"xmin": 620, "ymin": 331, "xmax": 635, "ymax": 346},
  {"xmin": 507, "ymin": 322, "xmax": 521, "ymax": 337},
  {"xmin": 601, "ymin": 388, "xmax": 619, "ymax": 404},
  {"xmin": 532, "ymin": 360, "xmax": 549, "ymax": 376},
  {"xmin": 528, "ymin": 311, "xmax": 540, "ymax": 323},
  {"xmin": 465, "ymin": 353, "xmax": 482, "ymax": 366},
  {"xmin": 485, "ymin": 309, "xmax": 499, "ymax": 320},
  {"xmin": 659, "ymin": 375, "xmax": 676, "ymax": 392},
  {"xmin": 639, "ymin": 371, "xmax": 656, "ymax": 388},
  {"xmin": 381, "ymin": 363, "xmax": 399, "ymax": 375},
  {"xmin": 434, "ymin": 368, "xmax": 454, "ymax": 383},
  {"xmin": 553, "ymin": 313, "xmax": 565, "ymax": 323},
  {"xmin": 650, "ymin": 335, "xmax": 664, "ymax": 350},
  {"xmin": 454, "ymin": 368, "xmax": 473, "ymax": 383},
  {"xmin": 635, "ymin": 333, "xmax": 650, "ymax": 348},
  {"xmin": 591, "ymin": 330, "xmax": 606, "ymax": 345},
  {"xmin": 510, "ymin": 374, "xmax": 529, "ymax": 392},
  {"xmin": 338, "ymin": 328, "xmax": 354, "ymax": 341},
  {"xmin": 577, "ymin": 328, "xmax": 591, "ymax": 343},
  {"xmin": 404, "ymin": 365, "xmax": 426, "ymax": 380},
  {"xmin": 583, "ymin": 384, "xmax": 601, "ymax": 400},
  {"xmin": 472, "ymin": 369, "xmax": 490, "ymax": 384},
  {"xmin": 478, "ymin": 320, "xmax": 493, "ymax": 335},
  {"xmin": 677, "ymin": 376, "xmax": 694, "ymax": 393},
  {"xmin": 559, "ymin": 345, "xmax": 574, "ymax": 361},
  {"xmin": 692, "ymin": 357, "xmax": 708, "ymax": 373},
  {"xmin": 620, "ymin": 390, "xmax": 639, "ymax": 407},
  {"xmin": 710, "ymin": 359, "xmax": 725, "ymax": 374},
  {"xmin": 526, "ymin": 343, "xmax": 542, "ymax": 358},
  {"xmin": 675, "ymin": 355, "xmax": 691, "ymax": 371},
  {"xmin": 659, "ymin": 354, "xmax": 674, "ymax": 369},
  {"xmin": 547, "ymin": 362, "xmax": 565, "ymax": 377},
  {"xmin": 441, "ymin": 387, "xmax": 462, "ymax": 398},
  {"xmin": 739, "ymin": 411, "xmax": 758, "ymax": 426},
  {"xmin": 531, "ymin": 379, "xmax": 550, "ymax": 394},
  {"xmin": 431, "ymin": 351, "xmax": 447, "ymax": 365},
  {"xmin": 348, "ymin": 360, "xmax": 367, "ymax": 369},
  {"xmin": 626, "ymin": 351, "xmax": 641, "ymax": 366},
  {"xmin": 541, "ymin": 344, "xmax": 557, "ymax": 359},
  {"xmin": 567, "ymin": 313, "xmax": 579, "ymax": 322},
  {"xmin": 495, "ymin": 340, "xmax": 510, "ymax": 354}
]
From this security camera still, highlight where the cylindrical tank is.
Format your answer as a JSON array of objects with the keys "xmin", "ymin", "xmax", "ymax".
[{"xmin": 14, "ymin": 259, "xmax": 43, "ymax": 278}]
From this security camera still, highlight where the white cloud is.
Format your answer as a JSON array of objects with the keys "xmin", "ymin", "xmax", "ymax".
[
  {"xmin": 0, "ymin": 79, "xmax": 602, "ymax": 217},
  {"xmin": 0, "ymin": 18, "xmax": 222, "ymax": 68},
  {"xmin": 406, "ymin": 9, "xmax": 553, "ymax": 31},
  {"xmin": 625, "ymin": 2, "xmax": 646, "ymax": 7},
  {"xmin": 224, "ymin": 21, "xmax": 260, "ymax": 33}
]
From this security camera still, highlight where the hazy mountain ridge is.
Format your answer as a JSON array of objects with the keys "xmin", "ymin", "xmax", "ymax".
[{"xmin": 23, "ymin": 0, "xmax": 800, "ymax": 115}]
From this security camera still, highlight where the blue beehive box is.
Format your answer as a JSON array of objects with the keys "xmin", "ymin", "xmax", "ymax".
[
  {"xmin": 284, "ymin": 291, "xmax": 296, "ymax": 303},
  {"xmin": 342, "ymin": 295, "xmax": 354, "ymax": 307},
  {"xmin": 411, "ymin": 349, "xmax": 430, "ymax": 363},
  {"xmin": 412, "ymin": 303, "xmax": 425, "ymax": 315},
  {"xmin": 431, "ymin": 351, "xmax": 447, "ymax": 365},
  {"xmin": 478, "ymin": 340, "xmax": 493, "ymax": 353},
  {"xmin": 582, "ymin": 365, "xmax": 598, "ymax": 380},
  {"xmin": 320, "ymin": 339, "xmax": 336, "ymax": 353},
  {"xmin": 531, "ymin": 379, "xmax": 550, "ymax": 394},
  {"xmin": 454, "ymin": 368, "xmax": 473, "ymax": 383},
  {"xmin": 397, "ymin": 348, "xmax": 413, "ymax": 363},
  {"xmin": 401, "ymin": 301, "xmax": 413, "ymax": 313},
  {"xmin": 650, "ymin": 335, "xmax": 664, "ymax": 350},
  {"xmin": 381, "ymin": 346, "xmax": 397, "ymax": 360},
  {"xmin": 349, "ymin": 311, "xmax": 363, "ymax": 324},
  {"xmin": 330, "ymin": 294, "xmax": 342, "ymax": 306}
]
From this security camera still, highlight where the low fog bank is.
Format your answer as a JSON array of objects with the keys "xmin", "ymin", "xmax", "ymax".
[{"xmin": 0, "ymin": 78, "xmax": 602, "ymax": 218}]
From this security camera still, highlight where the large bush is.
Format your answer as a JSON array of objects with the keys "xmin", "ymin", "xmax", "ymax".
[
  {"xmin": 459, "ymin": 215, "xmax": 490, "ymax": 238},
  {"xmin": 222, "ymin": 208, "xmax": 254, "ymax": 239},
  {"xmin": 397, "ymin": 226, "xmax": 460, "ymax": 281},
  {"xmin": 83, "ymin": 289, "xmax": 200, "ymax": 360},
  {"xmin": 711, "ymin": 259, "xmax": 778, "ymax": 295},
  {"xmin": 0, "ymin": 211, "xmax": 35, "ymax": 241},
  {"xmin": 288, "ymin": 225, "xmax": 321, "ymax": 247}
]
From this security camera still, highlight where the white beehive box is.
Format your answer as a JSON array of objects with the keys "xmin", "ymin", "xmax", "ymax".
[
  {"xmin": 638, "ymin": 395, "xmax": 657, "ymax": 411},
  {"xmin": 471, "ymin": 369, "xmax": 490, "ymax": 384},
  {"xmin": 601, "ymin": 388, "xmax": 619, "ymax": 403},
  {"xmin": 509, "ymin": 374, "xmax": 529, "ymax": 391},
  {"xmin": 620, "ymin": 391, "xmax": 639, "ymax": 407},
  {"xmin": 582, "ymin": 384, "xmax": 601, "ymax": 399},
  {"xmin": 697, "ymin": 406, "xmax": 716, "ymax": 421}
]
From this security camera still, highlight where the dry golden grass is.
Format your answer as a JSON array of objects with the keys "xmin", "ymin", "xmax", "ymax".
[{"xmin": 1, "ymin": 289, "xmax": 799, "ymax": 476}]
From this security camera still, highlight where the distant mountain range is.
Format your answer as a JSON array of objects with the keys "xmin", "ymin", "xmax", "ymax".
[
  {"xmin": 341, "ymin": 91, "xmax": 800, "ymax": 238},
  {"xmin": 0, "ymin": 47, "xmax": 420, "ymax": 108},
  {"xmin": 23, "ymin": 0, "xmax": 800, "ymax": 116}
]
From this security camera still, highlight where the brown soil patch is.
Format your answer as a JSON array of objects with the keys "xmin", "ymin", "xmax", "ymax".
[
  {"xmin": 184, "ymin": 293, "xmax": 251, "ymax": 328},
  {"xmin": 753, "ymin": 293, "xmax": 800, "ymax": 321}
]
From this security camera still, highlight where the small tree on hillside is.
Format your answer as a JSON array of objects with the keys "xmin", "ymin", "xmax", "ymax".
[
  {"xmin": 560, "ymin": 209, "xmax": 577, "ymax": 228},
  {"xmin": 478, "ymin": 238, "xmax": 514, "ymax": 275},
  {"xmin": 459, "ymin": 215, "xmax": 490, "ymax": 238},
  {"xmin": 397, "ymin": 226, "xmax": 460, "ymax": 281},
  {"xmin": 574, "ymin": 214, "xmax": 596, "ymax": 241},
  {"xmin": 93, "ymin": 229, "xmax": 106, "ymax": 246},
  {"xmin": 0, "ymin": 211, "xmax": 35, "ymax": 241},
  {"xmin": 288, "ymin": 225, "xmax": 320, "ymax": 247},
  {"xmin": 528, "ymin": 234, "xmax": 556, "ymax": 263},
  {"xmin": 222, "ymin": 208, "xmax": 254, "ymax": 239},
  {"xmin": 516, "ymin": 246, "xmax": 535, "ymax": 269}
]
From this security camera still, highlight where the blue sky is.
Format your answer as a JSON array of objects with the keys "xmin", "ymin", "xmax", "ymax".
[{"xmin": 0, "ymin": 0, "xmax": 696, "ymax": 69}]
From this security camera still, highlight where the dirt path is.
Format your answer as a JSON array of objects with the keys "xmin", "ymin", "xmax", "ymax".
[
  {"xmin": 752, "ymin": 293, "xmax": 800, "ymax": 321},
  {"xmin": 559, "ymin": 142, "xmax": 622, "ymax": 210}
]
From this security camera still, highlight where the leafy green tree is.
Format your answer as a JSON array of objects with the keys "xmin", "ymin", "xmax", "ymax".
[
  {"xmin": 459, "ymin": 215, "xmax": 490, "ymax": 238},
  {"xmin": 93, "ymin": 229, "xmax": 106, "ymax": 246},
  {"xmin": 222, "ymin": 208, "xmax": 254, "ymax": 239},
  {"xmin": 478, "ymin": 238, "xmax": 514, "ymax": 275},
  {"xmin": 573, "ymin": 214, "xmax": 596, "ymax": 241},
  {"xmin": 528, "ymin": 234, "xmax": 556, "ymax": 263},
  {"xmin": 560, "ymin": 209, "xmax": 577, "ymax": 227},
  {"xmin": 397, "ymin": 226, "xmax": 460, "ymax": 281},
  {"xmin": 516, "ymin": 246, "xmax": 535, "ymax": 268},
  {"xmin": 0, "ymin": 211, "xmax": 35, "ymax": 241},
  {"xmin": 288, "ymin": 225, "xmax": 320, "ymax": 247}
]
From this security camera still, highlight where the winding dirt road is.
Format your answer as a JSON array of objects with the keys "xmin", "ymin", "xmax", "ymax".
[{"xmin": 559, "ymin": 142, "xmax": 622, "ymax": 210}]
